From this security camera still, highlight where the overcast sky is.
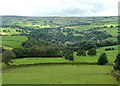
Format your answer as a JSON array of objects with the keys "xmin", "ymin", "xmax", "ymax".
[{"xmin": 0, "ymin": 0, "xmax": 119, "ymax": 17}]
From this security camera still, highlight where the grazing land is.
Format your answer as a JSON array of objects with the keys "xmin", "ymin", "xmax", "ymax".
[
  {"xmin": 1, "ymin": 16, "xmax": 119, "ymax": 84},
  {"xmin": 2, "ymin": 65, "xmax": 117, "ymax": 84},
  {"xmin": 1, "ymin": 36, "xmax": 28, "ymax": 48},
  {"xmin": 9, "ymin": 45, "xmax": 118, "ymax": 66},
  {"xmin": 0, "ymin": 28, "xmax": 24, "ymax": 35},
  {"xmin": 74, "ymin": 45, "xmax": 118, "ymax": 64},
  {"xmin": 12, "ymin": 58, "xmax": 68, "ymax": 65}
]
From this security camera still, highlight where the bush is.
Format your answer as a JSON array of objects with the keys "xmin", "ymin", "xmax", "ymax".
[
  {"xmin": 103, "ymin": 26, "xmax": 107, "ymax": 28},
  {"xmin": 114, "ymin": 53, "xmax": 120, "ymax": 70},
  {"xmin": 111, "ymin": 48, "xmax": 115, "ymax": 50},
  {"xmin": 64, "ymin": 50, "xmax": 74, "ymax": 61},
  {"xmin": 98, "ymin": 53, "xmax": 108, "ymax": 65},
  {"xmin": 87, "ymin": 48, "xmax": 97, "ymax": 56},
  {"xmin": 69, "ymin": 54, "xmax": 74, "ymax": 61},
  {"xmin": 2, "ymin": 50, "xmax": 15, "ymax": 65},
  {"xmin": 110, "ymin": 25, "xmax": 113, "ymax": 28},
  {"xmin": 64, "ymin": 51, "xmax": 70, "ymax": 59},
  {"xmin": 77, "ymin": 50, "xmax": 86, "ymax": 56},
  {"xmin": 105, "ymin": 48, "xmax": 114, "ymax": 51}
]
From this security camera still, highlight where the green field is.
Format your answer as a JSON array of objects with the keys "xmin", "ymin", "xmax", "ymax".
[
  {"xmin": 12, "ymin": 58, "xmax": 68, "ymax": 65},
  {"xmin": 9, "ymin": 45, "xmax": 118, "ymax": 66},
  {"xmin": 65, "ymin": 25, "xmax": 94, "ymax": 31},
  {"xmin": 3, "ymin": 45, "xmax": 118, "ymax": 84},
  {"xmin": 2, "ymin": 36, "xmax": 27, "ymax": 42},
  {"xmin": 0, "ymin": 28, "xmax": 23, "ymax": 35},
  {"xmin": 1, "ymin": 16, "xmax": 119, "ymax": 84},
  {"xmin": 1, "ymin": 36, "xmax": 28, "ymax": 48},
  {"xmin": 98, "ymin": 27, "xmax": 118, "ymax": 37},
  {"xmin": 74, "ymin": 45, "xmax": 118, "ymax": 64},
  {"xmin": 2, "ymin": 65, "xmax": 117, "ymax": 84}
]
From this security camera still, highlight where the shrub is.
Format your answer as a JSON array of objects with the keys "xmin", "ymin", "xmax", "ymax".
[
  {"xmin": 110, "ymin": 25, "xmax": 113, "ymax": 28},
  {"xmin": 87, "ymin": 48, "xmax": 97, "ymax": 56},
  {"xmin": 105, "ymin": 48, "xmax": 115, "ymax": 51},
  {"xmin": 77, "ymin": 50, "xmax": 86, "ymax": 56},
  {"xmin": 69, "ymin": 54, "xmax": 74, "ymax": 61},
  {"xmin": 64, "ymin": 50, "xmax": 74, "ymax": 61},
  {"xmin": 114, "ymin": 53, "xmax": 120, "ymax": 70},
  {"xmin": 2, "ymin": 50, "xmax": 15, "ymax": 65},
  {"xmin": 98, "ymin": 53, "xmax": 108, "ymax": 65}
]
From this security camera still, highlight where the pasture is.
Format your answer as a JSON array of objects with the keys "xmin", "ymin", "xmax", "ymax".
[
  {"xmin": 12, "ymin": 58, "xmax": 68, "ymax": 65},
  {"xmin": 0, "ymin": 28, "xmax": 23, "ymax": 35},
  {"xmin": 65, "ymin": 25, "xmax": 94, "ymax": 31},
  {"xmin": 97, "ymin": 27, "xmax": 118, "ymax": 37},
  {"xmin": 2, "ymin": 45, "xmax": 118, "ymax": 84},
  {"xmin": 2, "ymin": 65, "xmax": 117, "ymax": 84},
  {"xmin": 8, "ymin": 45, "xmax": 118, "ymax": 66},
  {"xmin": 1, "ymin": 36, "xmax": 28, "ymax": 48},
  {"xmin": 74, "ymin": 45, "xmax": 118, "ymax": 64},
  {"xmin": 1, "ymin": 16, "xmax": 119, "ymax": 84}
]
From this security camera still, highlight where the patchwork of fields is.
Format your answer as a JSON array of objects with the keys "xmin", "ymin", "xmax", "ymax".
[
  {"xmin": 1, "ymin": 16, "xmax": 119, "ymax": 84},
  {"xmin": 2, "ymin": 45, "xmax": 119, "ymax": 84}
]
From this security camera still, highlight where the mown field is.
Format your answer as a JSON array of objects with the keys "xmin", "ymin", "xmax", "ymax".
[{"xmin": 2, "ymin": 65, "xmax": 117, "ymax": 84}]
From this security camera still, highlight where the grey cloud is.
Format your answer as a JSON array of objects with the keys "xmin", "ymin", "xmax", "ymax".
[
  {"xmin": 48, "ymin": 6, "xmax": 102, "ymax": 16},
  {"xmin": 0, "ymin": 0, "xmax": 118, "ymax": 16}
]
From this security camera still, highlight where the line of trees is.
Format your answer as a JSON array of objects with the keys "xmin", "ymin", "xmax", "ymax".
[
  {"xmin": 105, "ymin": 48, "xmax": 114, "ymax": 51},
  {"xmin": 12, "ymin": 47, "xmax": 63, "ymax": 58},
  {"xmin": 1, "ymin": 48, "xmax": 119, "ymax": 69},
  {"xmin": 77, "ymin": 48, "xmax": 97, "ymax": 57}
]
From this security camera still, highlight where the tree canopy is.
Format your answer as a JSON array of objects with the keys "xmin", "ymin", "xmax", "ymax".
[{"xmin": 98, "ymin": 53, "xmax": 108, "ymax": 65}]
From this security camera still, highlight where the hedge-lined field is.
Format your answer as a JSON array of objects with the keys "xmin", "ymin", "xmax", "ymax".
[
  {"xmin": 0, "ymin": 28, "xmax": 23, "ymax": 35},
  {"xmin": 74, "ymin": 45, "xmax": 118, "ymax": 64},
  {"xmin": 12, "ymin": 58, "xmax": 68, "ymax": 65},
  {"xmin": 1, "ymin": 36, "xmax": 28, "ymax": 48},
  {"xmin": 8, "ymin": 45, "xmax": 118, "ymax": 66},
  {"xmin": 2, "ymin": 65, "xmax": 117, "ymax": 84},
  {"xmin": 2, "ymin": 36, "xmax": 28, "ymax": 42}
]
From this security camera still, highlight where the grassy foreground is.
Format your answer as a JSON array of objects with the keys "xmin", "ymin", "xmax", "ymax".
[{"xmin": 2, "ymin": 65, "xmax": 117, "ymax": 84}]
